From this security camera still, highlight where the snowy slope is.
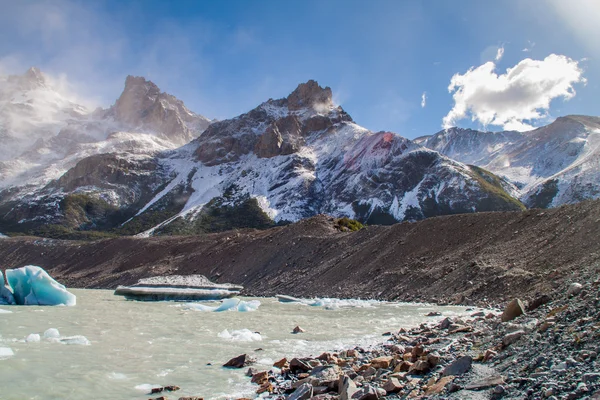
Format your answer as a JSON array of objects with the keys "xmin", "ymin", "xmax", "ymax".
[
  {"xmin": 0, "ymin": 78, "xmax": 524, "ymax": 236},
  {"xmin": 126, "ymin": 81, "xmax": 523, "ymax": 236},
  {"xmin": 0, "ymin": 69, "xmax": 212, "ymax": 204},
  {"xmin": 418, "ymin": 116, "xmax": 600, "ymax": 207}
]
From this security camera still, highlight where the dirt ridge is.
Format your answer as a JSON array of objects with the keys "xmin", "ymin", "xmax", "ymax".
[{"xmin": 0, "ymin": 200, "xmax": 599, "ymax": 306}]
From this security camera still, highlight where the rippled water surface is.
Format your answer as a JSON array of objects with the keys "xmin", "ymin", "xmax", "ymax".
[{"xmin": 0, "ymin": 289, "xmax": 468, "ymax": 399}]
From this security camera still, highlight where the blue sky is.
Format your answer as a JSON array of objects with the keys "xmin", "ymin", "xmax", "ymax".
[{"xmin": 0, "ymin": 0, "xmax": 598, "ymax": 138}]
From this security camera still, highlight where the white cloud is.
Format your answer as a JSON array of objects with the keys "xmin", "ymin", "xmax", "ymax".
[
  {"xmin": 495, "ymin": 46, "xmax": 504, "ymax": 61},
  {"xmin": 443, "ymin": 54, "xmax": 586, "ymax": 131},
  {"xmin": 421, "ymin": 92, "xmax": 427, "ymax": 108}
]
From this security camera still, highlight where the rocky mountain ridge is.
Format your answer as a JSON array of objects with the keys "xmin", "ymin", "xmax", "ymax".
[
  {"xmin": 0, "ymin": 68, "xmax": 597, "ymax": 238},
  {"xmin": 416, "ymin": 115, "xmax": 600, "ymax": 208}
]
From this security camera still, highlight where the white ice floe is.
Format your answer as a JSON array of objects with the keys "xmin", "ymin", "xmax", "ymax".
[
  {"xmin": 277, "ymin": 295, "xmax": 379, "ymax": 309},
  {"xmin": 134, "ymin": 383, "xmax": 162, "ymax": 392},
  {"xmin": 218, "ymin": 329, "xmax": 262, "ymax": 342},
  {"xmin": 4, "ymin": 266, "xmax": 76, "ymax": 306},
  {"xmin": 56, "ymin": 335, "xmax": 90, "ymax": 345},
  {"xmin": 0, "ymin": 309, "xmax": 12, "ymax": 313},
  {"xmin": 0, "ymin": 347, "xmax": 14, "ymax": 359},
  {"xmin": 183, "ymin": 298, "xmax": 261, "ymax": 312},
  {"xmin": 25, "ymin": 333, "xmax": 41, "ymax": 343},
  {"xmin": 107, "ymin": 372, "xmax": 128, "ymax": 380},
  {"xmin": 43, "ymin": 328, "xmax": 60, "ymax": 339}
]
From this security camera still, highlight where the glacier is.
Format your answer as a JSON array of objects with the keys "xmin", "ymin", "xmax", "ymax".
[{"xmin": 4, "ymin": 266, "xmax": 76, "ymax": 306}]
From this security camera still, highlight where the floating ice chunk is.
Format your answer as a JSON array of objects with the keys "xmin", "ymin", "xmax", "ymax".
[
  {"xmin": 43, "ymin": 328, "xmax": 60, "ymax": 339},
  {"xmin": 5, "ymin": 266, "xmax": 76, "ymax": 306},
  {"xmin": 135, "ymin": 383, "xmax": 161, "ymax": 392},
  {"xmin": 218, "ymin": 329, "xmax": 262, "ymax": 342},
  {"xmin": 237, "ymin": 300, "xmax": 261, "ymax": 312},
  {"xmin": 0, "ymin": 271, "xmax": 15, "ymax": 305},
  {"xmin": 0, "ymin": 309, "xmax": 12, "ymax": 314},
  {"xmin": 183, "ymin": 298, "xmax": 261, "ymax": 312},
  {"xmin": 183, "ymin": 303, "xmax": 218, "ymax": 312},
  {"xmin": 107, "ymin": 372, "xmax": 128, "ymax": 380},
  {"xmin": 0, "ymin": 347, "xmax": 14, "ymax": 359},
  {"xmin": 214, "ymin": 298, "xmax": 240, "ymax": 312},
  {"xmin": 25, "ymin": 333, "xmax": 41, "ymax": 343},
  {"xmin": 59, "ymin": 335, "xmax": 90, "ymax": 345}
]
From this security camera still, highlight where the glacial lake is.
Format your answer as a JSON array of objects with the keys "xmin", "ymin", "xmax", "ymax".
[{"xmin": 0, "ymin": 289, "xmax": 469, "ymax": 399}]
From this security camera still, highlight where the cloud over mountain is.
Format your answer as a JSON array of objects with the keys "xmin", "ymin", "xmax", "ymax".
[{"xmin": 443, "ymin": 54, "xmax": 586, "ymax": 131}]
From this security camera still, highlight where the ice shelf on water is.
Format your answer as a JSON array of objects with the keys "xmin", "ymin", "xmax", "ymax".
[
  {"xmin": 182, "ymin": 298, "xmax": 261, "ymax": 312},
  {"xmin": 2, "ymin": 266, "xmax": 76, "ymax": 306}
]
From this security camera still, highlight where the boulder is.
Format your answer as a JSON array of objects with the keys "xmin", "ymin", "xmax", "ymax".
[
  {"xmin": 224, "ymin": 354, "xmax": 254, "ymax": 368},
  {"xmin": 250, "ymin": 371, "xmax": 269, "ymax": 385},
  {"xmin": 293, "ymin": 326, "xmax": 306, "ymax": 334},
  {"xmin": 408, "ymin": 360, "xmax": 431, "ymax": 374},
  {"xmin": 370, "ymin": 356, "xmax": 393, "ymax": 369},
  {"xmin": 310, "ymin": 365, "xmax": 344, "ymax": 385},
  {"xmin": 502, "ymin": 330, "xmax": 525, "ymax": 346},
  {"xmin": 339, "ymin": 375, "xmax": 359, "ymax": 400},
  {"xmin": 527, "ymin": 294, "xmax": 551, "ymax": 311},
  {"xmin": 501, "ymin": 299, "xmax": 525, "ymax": 322},
  {"xmin": 567, "ymin": 282, "xmax": 583, "ymax": 297},
  {"xmin": 290, "ymin": 358, "xmax": 312, "ymax": 373},
  {"xmin": 424, "ymin": 376, "xmax": 455, "ymax": 395},
  {"xmin": 382, "ymin": 377, "xmax": 403, "ymax": 393},
  {"xmin": 442, "ymin": 356, "xmax": 472, "ymax": 376},
  {"xmin": 287, "ymin": 383, "xmax": 313, "ymax": 400},
  {"xmin": 353, "ymin": 385, "xmax": 381, "ymax": 400},
  {"xmin": 274, "ymin": 358, "xmax": 288, "ymax": 369}
]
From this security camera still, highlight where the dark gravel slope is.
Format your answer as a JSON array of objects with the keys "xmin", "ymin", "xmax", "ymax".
[{"xmin": 0, "ymin": 200, "xmax": 599, "ymax": 306}]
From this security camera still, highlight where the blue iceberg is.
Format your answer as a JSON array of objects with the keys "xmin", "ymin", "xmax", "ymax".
[{"xmin": 4, "ymin": 266, "xmax": 76, "ymax": 306}]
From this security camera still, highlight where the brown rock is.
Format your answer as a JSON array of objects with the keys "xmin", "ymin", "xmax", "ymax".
[
  {"xmin": 464, "ymin": 375, "xmax": 505, "ymax": 390},
  {"xmin": 527, "ymin": 294, "xmax": 551, "ymax": 311},
  {"xmin": 293, "ymin": 326, "xmax": 306, "ymax": 334},
  {"xmin": 501, "ymin": 299, "xmax": 525, "ymax": 322},
  {"xmin": 290, "ymin": 358, "xmax": 312, "ymax": 373},
  {"xmin": 370, "ymin": 356, "xmax": 393, "ymax": 369},
  {"xmin": 393, "ymin": 361, "xmax": 412, "ymax": 373},
  {"xmin": 273, "ymin": 357, "xmax": 288, "ymax": 369},
  {"xmin": 502, "ymin": 330, "xmax": 525, "ymax": 346},
  {"xmin": 224, "ymin": 354, "xmax": 253, "ymax": 368},
  {"xmin": 383, "ymin": 377, "xmax": 403, "ymax": 393},
  {"xmin": 256, "ymin": 382, "xmax": 273, "ymax": 394},
  {"xmin": 424, "ymin": 376, "xmax": 455, "ymax": 395},
  {"xmin": 427, "ymin": 352, "xmax": 441, "ymax": 366},
  {"xmin": 151, "ymin": 386, "xmax": 180, "ymax": 394},
  {"xmin": 411, "ymin": 345, "xmax": 424, "ymax": 358},
  {"xmin": 250, "ymin": 371, "xmax": 269, "ymax": 385},
  {"xmin": 408, "ymin": 360, "xmax": 431, "ymax": 374},
  {"xmin": 484, "ymin": 349, "xmax": 497, "ymax": 362},
  {"xmin": 346, "ymin": 349, "xmax": 358, "ymax": 358}
]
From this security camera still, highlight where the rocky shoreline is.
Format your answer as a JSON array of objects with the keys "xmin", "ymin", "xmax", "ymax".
[{"xmin": 202, "ymin": 281, "xmax": 598, "ymax": 400}]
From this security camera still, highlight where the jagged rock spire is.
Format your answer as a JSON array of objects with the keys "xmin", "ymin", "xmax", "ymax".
[{"xmin": 286, "ymin": 80, "xmax": 333, "ymax": 111}]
